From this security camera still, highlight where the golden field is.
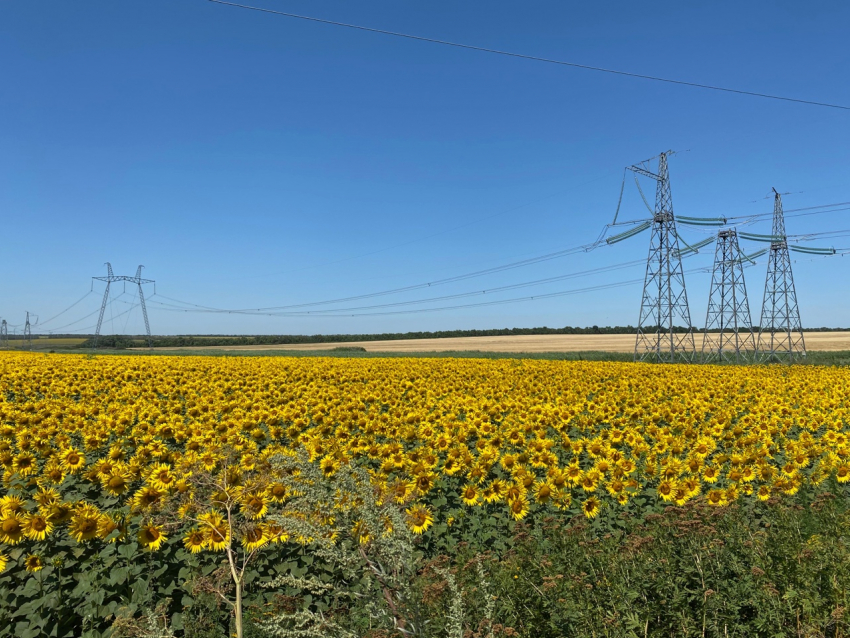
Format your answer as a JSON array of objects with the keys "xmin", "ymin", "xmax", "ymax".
[
  {"xmin": 1, "ymin": 350, "xmax": 849, "ymax": 564},
  {"xmin": 155, "ymin": 330, "xmax": 850, "ymax": 353}
]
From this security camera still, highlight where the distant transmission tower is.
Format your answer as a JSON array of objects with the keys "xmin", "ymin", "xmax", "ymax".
[
  {"xmin": 93, "ymin": 263, "xmax": 155, "ymax": 349},
  {"xmin": 702, "ymin": 229, "xmax": 756, "ymax": 363},
  {"xmin": 757, "ymin": 189, "xmax": 805, "ymax": 361},
  {"xmin": 0, "ymin": 320, "xmax": 7, "ymax": 349},
  {"xmin": 631, "ymin": 152, "xmax": 696, "ymax": 363},
  {"xmin": 24, "ymin": 312, "xmax": 33, "ymax": 350}
]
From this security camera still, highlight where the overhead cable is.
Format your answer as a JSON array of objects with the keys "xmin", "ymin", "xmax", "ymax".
[{"xmin": 207, "ymin": 0, "xmax": 850, "ymax": 111}]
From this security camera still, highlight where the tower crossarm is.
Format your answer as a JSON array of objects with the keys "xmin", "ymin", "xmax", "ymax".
[{"xmin": 627, "ymin": 166, "xmax": 661, "ymax": 182}]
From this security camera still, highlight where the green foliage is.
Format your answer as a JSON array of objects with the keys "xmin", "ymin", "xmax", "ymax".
[
  {"xmin": 5, "ymin": 458, "xmax": 850, "ymax": 637},
  {"xmin": 428, "ymin": 493, "xmax": 850, "ymax": 638}
]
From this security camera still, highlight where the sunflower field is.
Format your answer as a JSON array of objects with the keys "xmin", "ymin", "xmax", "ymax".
[{"xmin": 1, "ymin": 351, "xmax": 850, "ymax": 637}]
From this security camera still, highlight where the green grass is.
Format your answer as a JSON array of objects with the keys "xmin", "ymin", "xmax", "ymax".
[{"xmin": 47, "ymin": 347, "xmax": 850, "ymax": 365}]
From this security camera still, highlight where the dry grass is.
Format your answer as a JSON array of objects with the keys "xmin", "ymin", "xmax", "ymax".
[{"xmin": 153, "ymin": 331, "xmax": 850, "ymax": 354}]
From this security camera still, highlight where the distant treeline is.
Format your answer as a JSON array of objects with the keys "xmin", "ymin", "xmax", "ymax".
[{"xmin": 72, "ymin": 325, "xmax": 850, "ymax": 349}]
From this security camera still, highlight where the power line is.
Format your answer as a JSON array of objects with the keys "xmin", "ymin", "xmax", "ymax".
[
  {"xmin": 153, "ymin": 235, "xmax": 610, "ymax": 314},
  {"xmin": 36, "ymin": 291, "xmax": 96, "ymax": 328},
  {"xmin": 250, "ymin": 170, "xmax": 620, "ymax": 280},
  {"xmin": 151, "ymin": 258, "xmax": 648, "ymax": 317},
  {"xmin": 207, "ymin": 0, "xmax": 850, "ymax": 112}
]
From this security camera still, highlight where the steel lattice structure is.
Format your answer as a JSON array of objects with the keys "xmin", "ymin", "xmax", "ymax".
[
  {"xmin": 757, "ymin": 190, "xmax": 805, "ymax": 361},
  {"xmin": 702, "ymin": 229, "xmax": 756, "ymax": 363},
  {"xmin": 632, "ymin": 152, "xmax": 696, "ymax": 363},
  {"xmin": 93, "ymin": 263, "xmax": 155, "ymax": 349},
  {"xmin": 0, "ymin": 320, "xmax": 7, "ymax": 349},
  {"xmin": 23, "ymin": 312, "xmax": 32, "ymax": 350}
]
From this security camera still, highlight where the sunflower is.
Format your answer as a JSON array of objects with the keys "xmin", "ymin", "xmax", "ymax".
[
  {"xmin": 508, "ymin": 495, "xmax": 529, "ymax": 521},
  {"xmin": 0, "ymin": 495, "xmax": 25, "ymax": 516},
  {"xmin": 60, "ymin": 448, "xmax": 86, "ymax": 474},
  {"xmin": 657, "ymin": 479, "xmax": 677, "ymax": 502},
  {"xmin": 706, "ymin": 489, "xmax": 728, "ymax": 507},
  {"xmin": 0, "ymin": 515, "xmax": 24, "ymax": 544},
  {"xmin": 461, "ymin": 484, "xmax": 480, "ymax": 506},
  {"xmin": 32, "ymin": 487, "xmax": 60, "ymax": 508},
  {"xmin": 533, "ymin": 480, "xmax": 554, "ymax": 505},
  {"xmin": 24, "ymin": 554, "xmax": 44, "ymax": 573},
  {"xmin": 756, "ymin": 485, "xmax": 771, "ymax": 501},
  {"xmin": 836, "ymin": 464, "xmax": 850, "ymax": 483},
  {"xmin": 266, "ymin": 482, "xmax": 288, "ymax": 503},
  {"xmin": 147, "ymin": 463, "xmax": 176, "ymax": 492},
  {"xmin": 199, "ymin": 452, "xmax": 218, "ymax": 472},
  {"xmin": 349, "ymin": 519, "xmax": 371, "ymax": 545},
  {"xmin": 0, "ymin": 553, "xmax": 7, "ymax": 573},
  {"xmin": 504, "ymin": 482, "xmax": 525, "ymax": 504},
  {"xmin": 183, "ymin": 528, "xmax": 206, "ymax": 553},
  {"xmin": 553, "ymin": 488, "xmax": 573, "ymax": 510},
  {"xmin": 579, "ymin": 472, "xmax": 599, "ymax": 493},
  {"xmin": 241, "ymin": 493, "xmax": 269, "ymax": 520},
  {"xmin": 108, "ymin": 444, "xmax": 126, "ymax": 461},
  {"xmin": 23, "ymin": 513, "xmax": 53, "ymax": 541},
  {"xmin": 69, "ymin": 504, "xmax": 101, "ymax": 542},
  {"xmin": 319, "ymin": 456, "xmax": 340, "ymax": 477},
  {"xmin": 138, "ymin": 524, "xmax": 167, "ymax": 551},
  {"xmin": 13, "ymin": 452, "xmax": 37, "ymax": 477},
  {"xmin": 98, "ymin": 514, "xmax": 125, "ymax": 542},
  {"xmin": 411, "ymin": 473, "xmax": 436, "ymax": 495},
  {"xmin": 406, "ymin": 504, "xmax": 434, "ymax": 534},
  {"xmin": 39, "ymin": 461, "xmax": 66, "ymax": 486},
  {"xmin": 241, "ymin": 525, "xmax": 269, "ymax": 552},
  {"xmin": 132, "ymin": 486, "xmax": 163, "ymax": 511},
  {"xmin": 43, "ymin": 501, "xmax": 73, "ymax": 525},
  {"xmin": 581, "ymin": 496, "xmax": 601, "ymax": 519},
  {"xmin": 199, "ymin": 510, "xmax": 230, "ymax": 551},
  {"xmin": 102, "ymin": 468, "xmax": 132, "ymax": 496},
  {"xmin": 264, "ymin": 521, "xmax": 288, "ymax": 544},
  {"xmin": 702, "ymin": 466, "xmax": 720, "ymax": 483}
]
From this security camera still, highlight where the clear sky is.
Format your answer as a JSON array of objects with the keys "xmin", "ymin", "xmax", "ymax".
[{"xmin": 2, "ymin": 0, "xmax": 849, "ymax": 336}]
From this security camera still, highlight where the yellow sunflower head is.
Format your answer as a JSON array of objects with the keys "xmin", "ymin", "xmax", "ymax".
[
  {"xmin": 60, "ymin": 448, "xmax": 86, "ymax": 474},
  {"xmin": 23, "ymin": 513, "xmax": 53, "ymax": 541},
  {"xmin": 581, "ymin": 496, "xmax": 601, "ymax": 519},
  {"xmin": 138, "ymin": 524, "xmax": 167, "ymax": 551},
  {"xmin": 241, "ymin": 493, "xmax": 269, "ymax": 520},
  {"xmin": 183, "ymin": 528, "xmax": 206, "ymax": 554},
  {"xmin": 198, "ymin": 510, "xmax": 230, "ymax": 551},
  {"xmin": 132, "ymin": 486, "xmax": 163, "ymax": 512},
  {"xmin": 405, "ymin": 504, "xmax": 434, "ymax": 535},
  {"xmin": 102, "ymin": 469, "xmax": 132, "ymax": 496},
  {"xmin": 0, "ymin": 515, "xmax": 25, "ymax": 545},
  {"xmin": 0, "ymin": 495, "xmax": 25, "ymax": 516},
  {"xmin": 24, "ymin": 554, "xmax": 44, "ymax": 573},
  {"xmin": 241, "ymin": 525, "xmax": 269, "ymax": 552},
  {"xmin": 68, "ymin": 504, "xmax": 101, "ymax": 543},
  {"xmin": 13, "ymin": 453, "xmax": 37, "ymax": 477},
  {"xmin": 508, "ymin": 495, "xmax": 529, "ymax": 521}
]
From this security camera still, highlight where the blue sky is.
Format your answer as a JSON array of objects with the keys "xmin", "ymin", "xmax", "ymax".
[{"xmin": 2, "ymin": 0, "xmax": 849, "ymax": 335}]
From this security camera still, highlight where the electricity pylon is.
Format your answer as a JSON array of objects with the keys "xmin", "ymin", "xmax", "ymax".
[
  {"xmin": 24, "ymin": 312, "xmax": 32, "ymax": 350},
  {"xmin": 702, "ymin": 229, "xmax": 756, "ymax": 363},
  {"xmin": 757, "ymin": 190, "xmax": 805, "ymax": 361},
  {"xmin": 632, "ymin": 152, "xmax": 696, "ymax": 363},
  {"xmin": 93, "ymin": 263, "xmax": 155, "ymax": 349},
  {"xmin": 0, "ymin": 320, "xmax": 7, "ymax": 349}
]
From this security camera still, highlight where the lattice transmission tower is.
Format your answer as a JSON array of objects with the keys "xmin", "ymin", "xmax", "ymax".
[
  {"xmin": 702, "ymin": 229, "xmax": 756, "ymax": 363},
  {"xmin": 0, "ymin": 320, "xmax": 7, "ymax": 349},
  {"xmin": 631, "ymin": 152, "xmax": 696, "ymax": 363},
  {"xmin": 93, "ymin": 263, "xmax": 155, "ymax": 349},
  {"xmin": 757, "ymin": 189, "xmax": 805, "ymax": 361},
  {"xmin": 23, "ymin": 312, "xmax": 33, "ymax": 350}
]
